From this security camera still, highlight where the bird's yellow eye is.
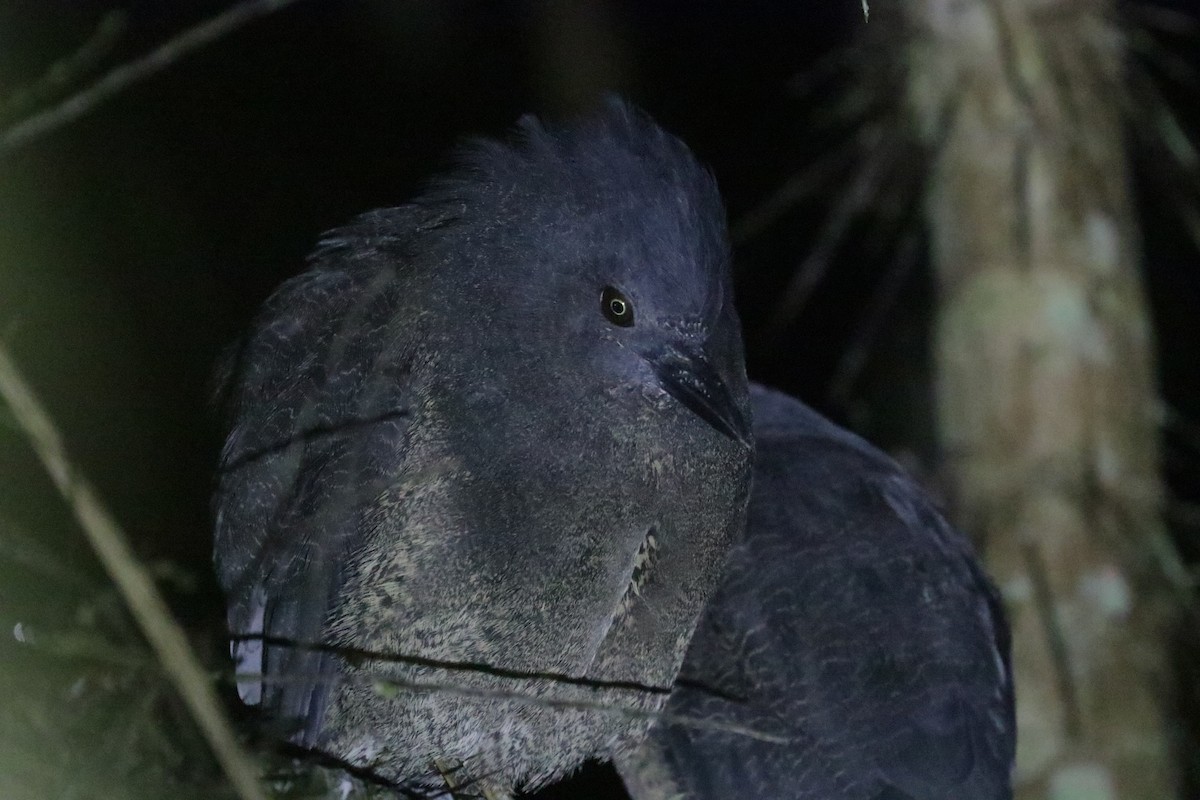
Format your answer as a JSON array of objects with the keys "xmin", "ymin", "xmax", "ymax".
[{"xmin": 601, "ymin": 285, "xmax": 635, "ymax": 327}]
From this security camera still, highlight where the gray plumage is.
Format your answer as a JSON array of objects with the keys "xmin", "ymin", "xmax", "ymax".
[
  {"xmin": 212, "ymin": 103, "xmax": 753, "ymax": 794},
  {"xmin": 620, "ymin": 383, "xmax": 1014, "ymax": 800}
]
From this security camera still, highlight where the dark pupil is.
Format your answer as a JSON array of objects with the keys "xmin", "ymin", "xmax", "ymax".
[{"xmin": 601, "ymin": 286, "xmax": 634, "ymax": 327}]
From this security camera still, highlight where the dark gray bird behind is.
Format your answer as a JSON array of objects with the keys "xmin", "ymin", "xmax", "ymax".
[
  {"xmin": 211, "ymin": 102, "xmax": 753, "ymax": 794},
  {"xmin": 620, "ymin": 383, "xmax": 1014, "ymax": 800}
]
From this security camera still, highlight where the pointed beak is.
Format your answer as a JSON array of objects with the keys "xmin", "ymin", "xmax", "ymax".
[{"xmin": 645, "ymin": 343, "xmax": 751, "ymax": 449}]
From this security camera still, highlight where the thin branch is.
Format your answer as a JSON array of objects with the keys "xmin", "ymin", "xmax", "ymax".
[
  {"xmin": 1122, "ymin": 3, "xmax": 1200, "ymax": 36},
  {"xmin": 1162, "ymin": 401, "xmax": 1200, "ymax": 456},
  {"xmin": 0, "ymin": 11, "xmax": 126, "ymax": 123},
  {"xmin": 762, "ymin": 128, "xmax": 902, "ymax": 332},
  {"xmin": 371, "ymin": 674, "xmax": 795, "ymax": 745},
  {"xmin": 1166, "ymin": 499, "xmax": 1200, "ymax": 532},
  {"xmin": 1127, "ymin": 28, "xmax": 1200, "ymax": 90},
  {"xmin": 232, "ymin": 663, "xmax": 791, "ymax": 744},
  {"xmin": 1176, "ymin": 200, "xmax": 1200, "ymax": 254},
  {"xmin": 1133, "ymin": 71, "xmax": 1199, "ymax": 171},
  {"xmin": 0, "ymin": 0, "xmax": 306, "ymax": 158},
  {"xmin": 828, "ymin": 228, "xmax": 922, "ymax": 404},
  {"xmin": 825, "ymin": 140, "xmax": 929, "ymax": 403},
  {"xmin": 0, "ymin": 345, "xmax": 267, "ymax": 800},
  {"xmin": 786, "ymin": 45, "xmax": 860, "ymax": 99},
  {"xmin": 1021, "ymin": 537, "xmax": 1083, "ymax": 737},
  {"xmin": 731, "ymin": 129, "xmax": 868, "ymax": 244},
  {"xmin": 235, "ymin": 633, "xmax": 672, "ymax": 695},
  {"xmin": 0, "ymin": 514, "xmax": 97, "ymax": 588}
]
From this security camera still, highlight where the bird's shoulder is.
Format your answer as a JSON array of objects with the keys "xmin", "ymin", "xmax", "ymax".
[
  {"xmin": 666, "ymin": 386, "xmax": 1013, "ymax": 799},
  {"xmin": 211, "ymin": 215, "xmax": 431, "ymax": 743}
]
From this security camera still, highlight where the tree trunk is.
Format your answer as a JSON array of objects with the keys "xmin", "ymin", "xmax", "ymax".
[{"xmin": 903, "ymin": 1, "xmax": 1176, "ymax": 797}]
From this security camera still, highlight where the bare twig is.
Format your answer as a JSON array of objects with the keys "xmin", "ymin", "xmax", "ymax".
[
  {"xmin": 236, "ymin": 665, "xmax": 791, "ymax": 744},
  {"xmin": 0, "ymin": 0, "xmax": 306, "ymax": 158},
  {"xmin": 1162, "ymin": 401, "xmax": 1200, "ymax": 455},
  {"xmin": 1166, "ymin": 499, "xmax": 1200, "ymax": 531},
  {"xmin": 828, "ymin": 228, "xmax": 922, "ymax": 403},
  {"xmin": 1177, "ymin": 201, "xmax": 1200, "ymax": 254},
  {"xmin": 1128, "ymin": 28, "xmax": 1200, "ymax": 90},
  {"xmin": 762, "ymin": 128, "xmax": 901, "ymax": 332},
  {"xmin": 0, "ymin": 345, "xmax": 267, "ymax": 800},
  {"xmin": 0, "ymin": 11, "xmax": 126, "ymax": 123},
  {"xmin": 731, "ymin": 134, "xmax": 863, "ymax": 244},
  {"xmin": 786, "ymin": 45, "xmax": 859, "ymax": 99},
  {"xmin": 11, "ymin": 620, "xmax": 154, "ymax": 671},
  {"xmin": 1020, "ymin": 537, "xmax": 1083, "ymax": 737},
  {"xmin": 826, "ymin": 143, "xmax": 928, "ymax": 402},
  {"xmin": 1123, "ymin": 3, "xmax": 1200, "ymax": 36},
  {"xmin": 0, "ymin": 515, "xmax": 96, "ymax": 588}
]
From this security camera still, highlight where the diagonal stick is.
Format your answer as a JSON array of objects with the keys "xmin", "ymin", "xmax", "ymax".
[
  {"xmin": 0, "ymin": 344, "xmax": 267, "ymax": 800},
  {"xmin": 0, "ymin": 0, "xmax": 306, "ymax": 157}
]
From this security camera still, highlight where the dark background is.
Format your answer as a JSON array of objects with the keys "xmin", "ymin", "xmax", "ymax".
[{"xmin": 0, "ymin": 1, "xmax": 1197, "ymax": 797}]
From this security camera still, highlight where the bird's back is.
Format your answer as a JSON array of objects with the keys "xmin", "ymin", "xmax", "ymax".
[{"xmin": 621, "ymin": 383, "xmax": 1014, "ymax": 800}]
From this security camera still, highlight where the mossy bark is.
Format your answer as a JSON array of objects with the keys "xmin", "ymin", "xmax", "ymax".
[{"xmin": 903, "ymin": 1, "xmax": 1175, "ymax": 797}]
